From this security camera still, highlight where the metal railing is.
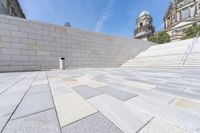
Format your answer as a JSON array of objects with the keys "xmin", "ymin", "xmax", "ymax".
[
  {"xmin": 0, "ymin": 3, "xmax": 8, "ymax": 15},
  {"xmin": 182, "ymin": 31, "xmax": 200, "ymax": 66}
]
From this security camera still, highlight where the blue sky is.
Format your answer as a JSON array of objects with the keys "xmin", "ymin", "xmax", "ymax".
[{"xmin": 19, "ymin": 0, "xmax": 170, "ymax": 37}]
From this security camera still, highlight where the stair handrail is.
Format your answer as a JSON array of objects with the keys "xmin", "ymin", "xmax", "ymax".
[{"xmin": 182, "ymin": 31, "xmax": 200, "ymax": 66}]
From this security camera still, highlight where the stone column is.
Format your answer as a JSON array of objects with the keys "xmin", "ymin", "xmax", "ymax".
[{"xmin": 194, "ymin": 0, "xmax": 197, "ymax": 16}]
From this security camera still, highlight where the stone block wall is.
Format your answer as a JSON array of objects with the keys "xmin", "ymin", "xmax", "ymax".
[{"xmin": 0, "ymin": 15, "xmax": 153, "ymax": 72}]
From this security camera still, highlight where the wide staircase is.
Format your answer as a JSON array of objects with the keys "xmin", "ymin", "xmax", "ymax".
[{"xmin": 121, "ymin": 37, "xmax": 200, "ymax": 67}]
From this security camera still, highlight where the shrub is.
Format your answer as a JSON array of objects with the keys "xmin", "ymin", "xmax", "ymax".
[
  {"xmin": 148, "ymin": 31, "xmax": 171, "ymax": 44},
  {"xmin": 182, "ymin": 24, "xmax": 200, "ymax": 40}
]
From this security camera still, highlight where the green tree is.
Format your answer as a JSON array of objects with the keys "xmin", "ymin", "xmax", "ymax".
[
  {"xmin": 182, "ymin": 24, "xmax": 200, "ymax": 40},
  {"xmin": 148, "ymin": 31, "xmax": 171, "ymax": 44}
]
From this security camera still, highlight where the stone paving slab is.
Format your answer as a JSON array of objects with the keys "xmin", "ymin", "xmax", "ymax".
[
  {"xmin": 11, "ymin": 85, "xmax": 54, "ymax": 119},
  {"xmin": 171, "ymin": 98, "xmax": 200, "ymax": 114},
  {"xmin": 76, "ymin": 77, "xmax": 107, "ymax": 88},
  {"xmin": 62, "ymin": 112, "xmax": 124, "ymax": 133},
  {"xmin": 32, "ymin": 80, "xmax": 48, "ymax": 85},
  {"xmin": 123, "ymin": 81, "xmax": 156, "ymax": 90},
  {"xmin": 88, "ymin": 94, "xmax": 153, "ymax": 133},
  {"xmin": 72, "ymin": 85, "xmax": 103, "ymax": 99},
  {"xmin": 0, "ymin": 90, "xmax": 27, "ymax": 108},
  {"xmin": 48, "ymin": 78, "xmax": 73, "ymax": 95},
  {"xmin": 65, "ymin": 79, "xmax": 85, "ymax": 87},
  {"xmin": 2, "ymin": 109, "xmax": 61, "ymax": 133},
  {"xmin": 49, "ymin": 78, "xmax": 97, "ymax": 127},
  {"xmin": 126, "ymin": 96, "xmax": 200, "ymax": 133},
  {"xmin": 95, "ymin": 86, "xmax": 137, "ymax": 101},
  {"xmin": 0, "ymin": 106, "xmax": 16, "ymax": 132},
  {"xmin": 1, "ymin": 67, "xmax": 200, "ymax": 133},
  {"xmin": 139, "ymin": 117, "xmax": 188, "ymax": 133},
  {"xmin": 154, "ymin": 87, "xmax": 200, "ymax": 101},
  {"xmin": 94, "ymin": 79, "xmax": 175, "ymax": 103},
  {"xmin": 53, "ymin": 92, "xmax": 97, "ymax": 127},
  {"xmin": 134, "ymin": 89, "xmax": 175, "ymax": 104},
  {"xmin": 184, "ymin": 87, "xmax": 200, "ymax": 95},
  {"xmin": 156, "ymin": 84, "xmax": 185, "ymax": 91},
  {"xmin": 0, "ymin": 74, "xmax": 27, "ymax": 94},
  {"xmin": 27, "ymin": 84, "xmax": 50, "ymax": 95},
  {"xmin": 0, "ymin": 88, "xmax": 31, "ymax": 132}
]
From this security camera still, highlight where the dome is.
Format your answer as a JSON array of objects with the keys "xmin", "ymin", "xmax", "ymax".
[
  {"xmin": 139, "ymin": 10, "xmax": 150, "ymax": 18},
  {"xmin": 170, "ymin": 0, "xmax": 183, "ymax": 5},
  {"xmin": 171, "ymin": 0, "xmax": 177, "ymax": 4}
]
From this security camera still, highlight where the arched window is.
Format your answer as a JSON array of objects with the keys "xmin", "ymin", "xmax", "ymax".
[
  {"xmin": 190, "ymin": 5, "xmax": 195, "ymax": 17},
  {"xmin": 140, "ymin": 22, "xmax": 143, "ymax": 28},
  {"xmin": 181, "ymin": 7, "xmax": 190, "ymax": 19}
]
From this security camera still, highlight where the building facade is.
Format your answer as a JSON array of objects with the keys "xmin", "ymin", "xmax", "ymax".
[
  {"xmin": 134, "ymin": 11, "xmax": 155, "ymax": 41},
  {"xmin": 0, "ymin": 0, "xmax": 25, "ymax": 18},
  {"xmin": 164, "ymin": 0, "xmax": 200, "ymax": 41}
]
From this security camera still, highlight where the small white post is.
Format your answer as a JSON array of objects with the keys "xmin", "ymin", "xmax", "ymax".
[{"xmin": 59, "ymin": 57, "xmax": 65, "ymax": 70}]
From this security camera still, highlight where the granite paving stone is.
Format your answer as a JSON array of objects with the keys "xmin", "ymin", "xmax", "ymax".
[
  {"xmin": 2, "ymin": 109, "xmax": 61, "ymax": 133},
  {"xmin": 76, "ymin": 77, "xmax": 107, "ymax": 88},
  {"xmin": 156, "ymin": 84, "xmax": 185, "ymax": 91},
  {"xmin": 127, "ymin": 89, "xmax": 176, "ymax": 104},
  {"xmin": 154, "ymin": 87, "xmax": 200, "ymax": 101},
  {"xmin": 1, "ymin": 67, "xmax": 200, "ymax": 133},
  {"xmin": 65, "ymin": 79, "xmax": 85, "ymax": 87},
  {"xmin": 32, "ymin": 80, "xmax": 48, "ymax": 85},
  {"xmin": 48, "ymin": 78, "xmax": 73, "ymax": 95},
  {"xmin": 94, "ymin": 79, "xmax": 175, "ymax": 103},
  {"xmin": 139, "ymin": 117, "xmax": 188, "ymax": 133},
  {"xmin": 49, "ymin": 78, "xmax": 97, "ymax": 127},
  {"xmin": 0, "ymin": 74, "xmax": 28, "ymax": 94},
  {"xmin": 11, "ymin": 85, "xmax": 54, "ymax": 119},
  {"xmin": 184, "ymin": 87, "xmax": 200, "ymax": 95},
  {"xmin": 171, "ymin": 98, "xmax": 200, "ymax": 114},
  {"xmin": 0, "ymin": 106, "xmax": 16, "ymax": 132},
  {"xmin": 72, "ymin": 85, "xmax": 103, "ymax": 99},
  {"xmin": 95, "ymin": 86, "xmax": 137, "ymax": 101},
  {"xmin": 0, "ymin": 74, "xmax": 37, "ymax": 132},
  {"xmin": 27, "ymin": 84, "xmax": 50, "ymax": 95},
  {"xmin": 126, "ymin": 96, "xmax": 200, "ymax": 133},
  {"xmin": 123, "ymin": 81, "xmax": 156, "ymax": 90},
  {"xmin": 62, "ymin": 112, "xmax": 124, "ymax": 133},
  {"xmin": 88, "ymin": 94, "xmax": 153, "ymax": 133}
]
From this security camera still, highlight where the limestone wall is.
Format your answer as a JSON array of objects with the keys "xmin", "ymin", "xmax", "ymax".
[{"xmin": 0, "ymin": 15, "xmax": 153, "ymax": 72}]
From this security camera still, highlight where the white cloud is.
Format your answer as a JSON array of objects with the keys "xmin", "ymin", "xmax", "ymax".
[{"xmin": 96, "ymin": 0, "xmax": 115, "ymax": 32}]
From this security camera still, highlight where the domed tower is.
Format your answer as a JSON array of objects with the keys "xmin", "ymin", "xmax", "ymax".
[{"xmin": 134, "ymin": 10, "xmax": 155, "ymax": 40}]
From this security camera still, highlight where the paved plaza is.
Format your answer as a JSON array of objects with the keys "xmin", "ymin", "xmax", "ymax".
[{"xmin": 0, "ymin": 67, "xmax": 200, "ymax": 133}]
